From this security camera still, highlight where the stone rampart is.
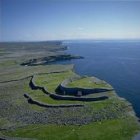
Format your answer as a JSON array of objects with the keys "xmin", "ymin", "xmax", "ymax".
[
  {"xmin": 58, "ymin": 76, "xmax": 113, "ymax": 96},
  {"xmin": 29, "ymin": 75, "xmax": 109, "ymax": 102},
  {"xmin": 24, "ymin": 93, "xmax": 83, "ymax": 108}
]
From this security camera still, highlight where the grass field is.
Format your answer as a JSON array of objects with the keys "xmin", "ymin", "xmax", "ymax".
[
  {"xmin": 67, "ymin": 77, "xmax": 111, "ymax": 89},
  {"xmin": 34, "ymin": 70, "xmax": 76, "ymax": 93},
  {"xmin": 3, "ymin": 117, "xmax": 140, "ymax": 140}
]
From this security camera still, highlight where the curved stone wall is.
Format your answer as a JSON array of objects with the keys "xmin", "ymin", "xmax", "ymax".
[
  {"xmin": 50, "ymin": 93, "xmax": 108, "ymax": 102},
  {"xmin": 29, "ymin": 75, "xmax": 109, "ymax": 102},
  {"xmin": 29, "ymin": 76, "xmax": 49, "ymax": 94},
  {"xmin": 58, "ymin": 76, "xmax": 113, "ymax": 96},
  {"xmin": 24, "ymin": 93, "xmax": 83, "ymax": 108}
]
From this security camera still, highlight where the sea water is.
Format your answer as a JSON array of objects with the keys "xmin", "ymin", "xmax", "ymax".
[{"xmin": 61, "ymin": 40, "xmax": 140, "ymax": 117}]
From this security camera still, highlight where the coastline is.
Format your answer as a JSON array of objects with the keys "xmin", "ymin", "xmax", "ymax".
[{"xmin": 0, "ymin": 41, "xmax": 140, "ymax": 140}]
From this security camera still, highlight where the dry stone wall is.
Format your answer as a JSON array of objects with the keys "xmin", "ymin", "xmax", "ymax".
[
  {"xmin": 58, "ymin": 76, "xmax": 113, "ymax": 96},
  {"xmin": 29, "ymin": 74, "xmax": 109, "ymax": 103}
]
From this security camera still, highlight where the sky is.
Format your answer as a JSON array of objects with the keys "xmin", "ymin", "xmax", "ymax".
[{"xmin": 1, "ymin": 0, "xmax": 140, "ymax": 42}]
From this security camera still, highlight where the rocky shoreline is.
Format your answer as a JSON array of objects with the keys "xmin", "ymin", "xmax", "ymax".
[{"xmin": 21, "ymin": 54, "xmax": 84, "ymax": 66}]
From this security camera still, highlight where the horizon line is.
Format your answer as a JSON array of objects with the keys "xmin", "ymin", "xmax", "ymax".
[{"xmin": 1, "ymin": 38, "xmax": 140, "ymax": 43}]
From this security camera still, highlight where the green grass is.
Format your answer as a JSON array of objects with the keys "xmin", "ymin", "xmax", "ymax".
[
  {"xmin": 35, "ymin": 70, "xmax": 77, "ymax": 93},
  {"xmin": 68, "ymin": 77, "xmax": 111, "ymax": 89},
  {"xmin": 0, "ymin": 60, "xmax": 17, "ymax": 67},
  {"xmin": 25, "ymin": 73, "xmax": 82, "ymax": 105},
  {"xmin": 0, "ymin": 64, "xmax": 74, "ymax": 82},
  {"xmin": 3, "ymin": 117, "xmax": 140, "ymax": 140},
  {"xmin": 27, "ymin": 88, "xmax": 82, "ymax": 105}
]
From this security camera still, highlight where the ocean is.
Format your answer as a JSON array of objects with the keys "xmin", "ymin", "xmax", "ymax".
[{"xmin": 61, "ymin": 40, "xmax": 140, "ymax": 118}]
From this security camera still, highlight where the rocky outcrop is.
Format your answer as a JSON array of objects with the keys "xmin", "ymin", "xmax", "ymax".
[{"xmin": 21, "ymin": 54, "xmax": 84, "ymax": 66}]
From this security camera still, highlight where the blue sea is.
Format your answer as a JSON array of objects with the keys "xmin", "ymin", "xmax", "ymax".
[{"xmin": 61, "ymin": 40, "xmax": 140, "ymax": 118}]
